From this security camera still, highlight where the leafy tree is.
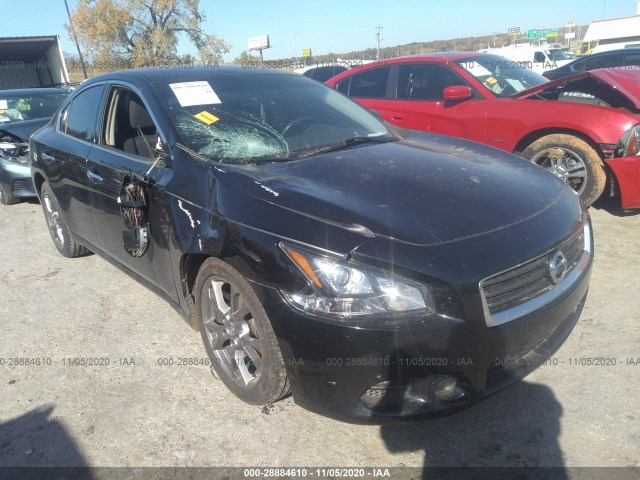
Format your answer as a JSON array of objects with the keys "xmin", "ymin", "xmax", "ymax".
[
  {"xmin": 232, "ymin": 51, "xmax": 260, "ymax": 65},
  {"xmin": 66, "ymin": 0, "xmax": 230, "ymax": 67}
]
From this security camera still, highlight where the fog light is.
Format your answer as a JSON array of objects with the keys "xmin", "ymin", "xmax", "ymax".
[
  {"xmin": 433, "ymin": 376, "xmax": 466, "ymax": 402},
  {"xmin": 360, "ymin": 381, "xmax": 408, "ymax": 411}
]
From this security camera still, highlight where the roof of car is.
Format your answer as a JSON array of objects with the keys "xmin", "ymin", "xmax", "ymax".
[
  {"xmin": 0, "ymin": 87, "xmax": 68, "ymax": 96},
  {"xmin": 83, "ymin": 65, "xmax": 300, "ymax": 86},
  {"xmin": 579, "ymin": 47, "xmax": 640, "ymax": 57}
]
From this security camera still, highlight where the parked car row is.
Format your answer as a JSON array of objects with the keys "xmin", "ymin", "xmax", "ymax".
[
  {"xmin": 22, "ymin": 65, "xmax": 595, "ymax": 423},
  {"xmin": 0, "ymin": 88, "xmax": 69, "ymax": 204},
  {"xmin": 326, "ymin": 52, "xmax": 640, "ymax": 209},
  {"xmin": 543, "ymin": 47, "xmax": 640, "ymax": 80}
]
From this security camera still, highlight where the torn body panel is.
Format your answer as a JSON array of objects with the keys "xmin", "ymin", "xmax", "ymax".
[
  {"xmin": 605, "ymin": 156, "xmax": 640, "ymax": 209},
  {"xmin": 118, "ymin": 175, "xmax": 150, "ymax": 257}
]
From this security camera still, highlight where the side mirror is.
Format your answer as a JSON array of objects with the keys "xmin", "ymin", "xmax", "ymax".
[{"xmin": 443, "ymin": 86, "xmax": 473, "ymax": 102}]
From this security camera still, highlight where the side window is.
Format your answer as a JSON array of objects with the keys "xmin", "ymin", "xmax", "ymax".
[
  {"xmin": 585, "ymin": 54, "xmax": 622, "ymax": 70},
  {"xmin": 623, "ymin": 53, "xmax": 640, "ymax": 67},
  {"xmin": 397, "ymin": 64, "xmax": 467, "ymax": 101},
  {"xmin": 534, "ymin": 52, "xmax": 546, "ymax": 63},
  {"xmin": 347, "ymin": 67, "xmax": 391, "ymax": 98},
  {"xmin": 64, "ymin": 86, "xmax": 104, "ymax": 142},
  {"xmin": 101, "ymin": 87, "xmax": 158, "ymax": 159},
  {"xmin": 571, "ymin": 59, "xmax": 587, "ymax": 72},
  {"xmin": 336, "ymin": 77, "xmax": 351, "ymax": 94}
]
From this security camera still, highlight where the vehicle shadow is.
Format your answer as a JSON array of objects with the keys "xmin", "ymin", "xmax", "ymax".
[
  {"xmin": 0, "ymin": 405, "xmax": 94, "ymax": 478},
  {"xmin": 375, "ymin": 311, "xmax": 569, "ymax": 479},
  {"xmin": 591, "ymin": 194, "xmax": 640, "ymax": 217},
  {"xmin": 379, "ymin": 381, "xmax": 566, "ymax": 477}
]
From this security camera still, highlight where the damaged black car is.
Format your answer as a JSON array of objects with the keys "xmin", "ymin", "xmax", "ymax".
[
  {"xmin": 0, "ymin": 88, "xmax": 68, "ymax": 204},
  {"xmin": 30, "ymin": 67, "xmax": 592, "ymax": 422}
]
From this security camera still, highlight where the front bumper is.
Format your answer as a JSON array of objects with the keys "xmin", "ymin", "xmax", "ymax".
[
  {"xmin": 259, "ymin": 253, "xmax": 592, "ymax": 424},
  {"xmin": 604, "ymin": 155, "xmax": 640, "ymax": 209},
  {"xmin": 0, "ymin": 159, "xmax": 36, "ymax": 198}
]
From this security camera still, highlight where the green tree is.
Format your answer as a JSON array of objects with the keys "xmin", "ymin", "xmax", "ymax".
[
  {"xmin": 232, "ymin": 51, "xmax": 260, "ymax": 65},
  {"xmin": 66, "ymin": 0, "xmax": 230, "ymax": 67}
]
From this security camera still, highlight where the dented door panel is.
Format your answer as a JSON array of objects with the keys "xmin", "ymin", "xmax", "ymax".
[{"xmin": 86, "ymin": 145, "xmax": 178, "ymax": 297}]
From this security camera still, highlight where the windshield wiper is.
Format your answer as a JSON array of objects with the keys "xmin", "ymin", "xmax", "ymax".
[{"xmin": 298, "ymin": 135, "xmax": 397, "ymax": 158}]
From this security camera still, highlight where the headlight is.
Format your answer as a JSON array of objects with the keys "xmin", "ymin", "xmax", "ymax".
[
  {"xmin": 281, "ymin": 243, "xmax": 435, "ymax": 318},
  {"xmin": 619, "ymin": 125, "xmax": 640, "ymax": 157},
  {"xmin": 0, "ymin": 141, "xmax": 29, "ymax": 164}
]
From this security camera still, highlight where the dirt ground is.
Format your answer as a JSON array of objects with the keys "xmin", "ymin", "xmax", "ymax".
[{"xmin": 0, "ymin": 197, "xmax": 638, "ymax": 478}]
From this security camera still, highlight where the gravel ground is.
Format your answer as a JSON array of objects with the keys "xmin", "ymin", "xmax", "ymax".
[{"xmin": 0, "ymin": 198, "xmax": 638, "ymax": 478}]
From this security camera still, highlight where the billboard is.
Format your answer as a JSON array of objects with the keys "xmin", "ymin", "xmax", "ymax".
[{"xmin": 248, "ymin": 35, "xmax": 270, "ymax": 51}]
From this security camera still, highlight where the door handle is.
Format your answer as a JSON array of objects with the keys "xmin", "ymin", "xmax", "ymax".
[
  {"xmin": 87, "ymin": 170, "xmax": 103, "ymax": 184},
  {"xmin": 390, "ymin": 113, "xmax": 405, "ymax": 120},
  {"xmin": 41, "ymin": 152, "xmax": 55, "ymax": 161}
]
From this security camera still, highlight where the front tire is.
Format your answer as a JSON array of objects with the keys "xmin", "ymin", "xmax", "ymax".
[
  {"xmin": 40, "ymin": 182, "xmax": 87, "ymax": 258},
  {"xmin": 0, "ymin": 184, "xmax": 19, "ymax": 205},
  {"xmin": 522, "ymin": 134, "xmax": 606, "ymax": 206},
  {"xmin": 195, "ymin": 258, "xmax": 290, "ymax": 405}
]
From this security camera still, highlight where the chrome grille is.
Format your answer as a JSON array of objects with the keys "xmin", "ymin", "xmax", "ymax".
[{"xmin": 481, "ymin": 223, "xmax": 590, "ymax": 326}]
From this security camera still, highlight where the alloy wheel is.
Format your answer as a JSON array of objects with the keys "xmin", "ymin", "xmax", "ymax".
[
  {"xmin": 530, "ymin": 147, "xmax": 588, "ymax": 196},
  {"xmin": 201, "ymin": 278, "xmax": 264, "ymax": 388},
  {"xmin": 43, "ymin": 193, "xmax": 65, "ymax": 248}
]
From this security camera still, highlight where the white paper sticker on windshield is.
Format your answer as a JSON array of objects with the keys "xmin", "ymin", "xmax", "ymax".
[
  {"xmin": 505, "ymin": 78, "xmax": 525, "ymax": 91},
  {"xmin": 169, "ymin": 81, "xmax": 221, "ymax": 107},
  {"xmin": 0, "ymin": 100, "xmax": 8, "ymax": 109}
]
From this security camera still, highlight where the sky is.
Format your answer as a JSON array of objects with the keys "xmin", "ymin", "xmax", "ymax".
[{"xmin": 1, "ymin": 0, "xmax": 638, "ymax": 61}]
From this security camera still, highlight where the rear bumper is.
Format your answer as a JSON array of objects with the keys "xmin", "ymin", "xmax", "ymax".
[
  {"xmin": 260, "ymin": 256, "xmax": 592, "ymax": 424},
  {"xmin": 0, "ymin": 160, "xmax": 36, "ymax": 198},
  {"xmin": 604, "ymin": 155, "xmax": 640, "ymax": 209}
]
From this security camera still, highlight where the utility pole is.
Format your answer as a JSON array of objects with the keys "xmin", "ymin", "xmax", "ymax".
[
  {"xmin": 64, "ymin": 0, "xmax": 88, "ymax": 79},
  {"xmin": 375, "ymin": 25, "xmax": 383, "ymax": 61}
]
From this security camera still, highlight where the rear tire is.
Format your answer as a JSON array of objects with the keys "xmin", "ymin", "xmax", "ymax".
[
  {"xmin": 195, "ymin": 258, "xmax": 290, "ymax": 405},
  {"xmin": 522, "ymin": 134, "xmax": 606, "ymax": 207},
  {"xmin": 0, "ymin": 184, "xmax": 19, "ymax": 205},
  {"xmin": 40, "ymin": 182, "xmax": 88, "ymax": 258}
]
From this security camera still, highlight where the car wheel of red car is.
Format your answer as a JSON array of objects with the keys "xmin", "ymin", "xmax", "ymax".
[
  {"xmin": 196, "ymin": 258, "xmax": 290, "ymax": 405},
  {"xmin": 522, "ymin": 134, "xmax": 606, "ymax": 206}
]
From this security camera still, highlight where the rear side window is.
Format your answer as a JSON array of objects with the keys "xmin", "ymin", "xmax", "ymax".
[
  {"xmin": 347, "ymin": 67, "xmax": 391, "ymax": 98},
  {"xmin": 63, "ymin": 85, "xmax": 103, "ymax": 142},
  {"xmin": 584, "ymin": 53, "xmax": 623, "ymax": 70},
  {"xmin": 534, "ymin": 52, "xmax": 546, "ymax": 63},
  {"xmin": 623, "ymin": 53, "xmax": 640, "ymax": 67},
  {"xmin": 336, "ymin": 77, "xmax": 351, "ymax": 94},
  {"xmin": 305, "ymin": 66, "xmax": 348, "ymax": 82}
]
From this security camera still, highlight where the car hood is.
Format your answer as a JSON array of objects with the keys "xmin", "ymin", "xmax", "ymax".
[
  {"xmin": 514, "ymin": 68, "xmax": 640, "ymax": 109},
  {"xmin": 0, "ymin": 118, "xmax": 49, "ymax": 141},
  {"xmin": 214, "ymin": 132, "xmax": 571, "ymax": 247}
]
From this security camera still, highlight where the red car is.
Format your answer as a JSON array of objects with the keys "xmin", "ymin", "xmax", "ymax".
[{"xmin": 326, "ymin": 53, "xmax": 640, "ymax": 209}]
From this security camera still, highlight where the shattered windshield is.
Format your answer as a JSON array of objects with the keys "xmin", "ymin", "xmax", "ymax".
[
  {"xmin": 159, "ymin": 73, "xmax": 392, "ymax": 165},
  {"xmin": 0, "ymin": 92, "xmax": 68, "ymax": 124},
  {"xmin": 456, "ymin": 55, "xmax": 548, "ymax": 97}
]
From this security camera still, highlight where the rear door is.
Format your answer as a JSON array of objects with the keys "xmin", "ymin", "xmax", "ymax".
[
  {"xmin": 86, "ymin": 82, "xmax": 176, "ymax": 296},
  {"xmin": 38, "ymin": 83, "xmax": 106, "ymax": 245},
  {"xmin": 334, "ymin": 65, "xmax": 395, "ymax": 119}
]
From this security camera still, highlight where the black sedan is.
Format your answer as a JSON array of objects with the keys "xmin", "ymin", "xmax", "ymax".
[
  {"xmin": 543, "ymin": 48, "xmax": 640, "ymax": 80},
  {"xmin": 0, "ymin": 88, "xmax": 68, "ymax": 204},
  {"xmin": 30, "ymin": 67, "xmax": 592, "ymax": 422}
]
